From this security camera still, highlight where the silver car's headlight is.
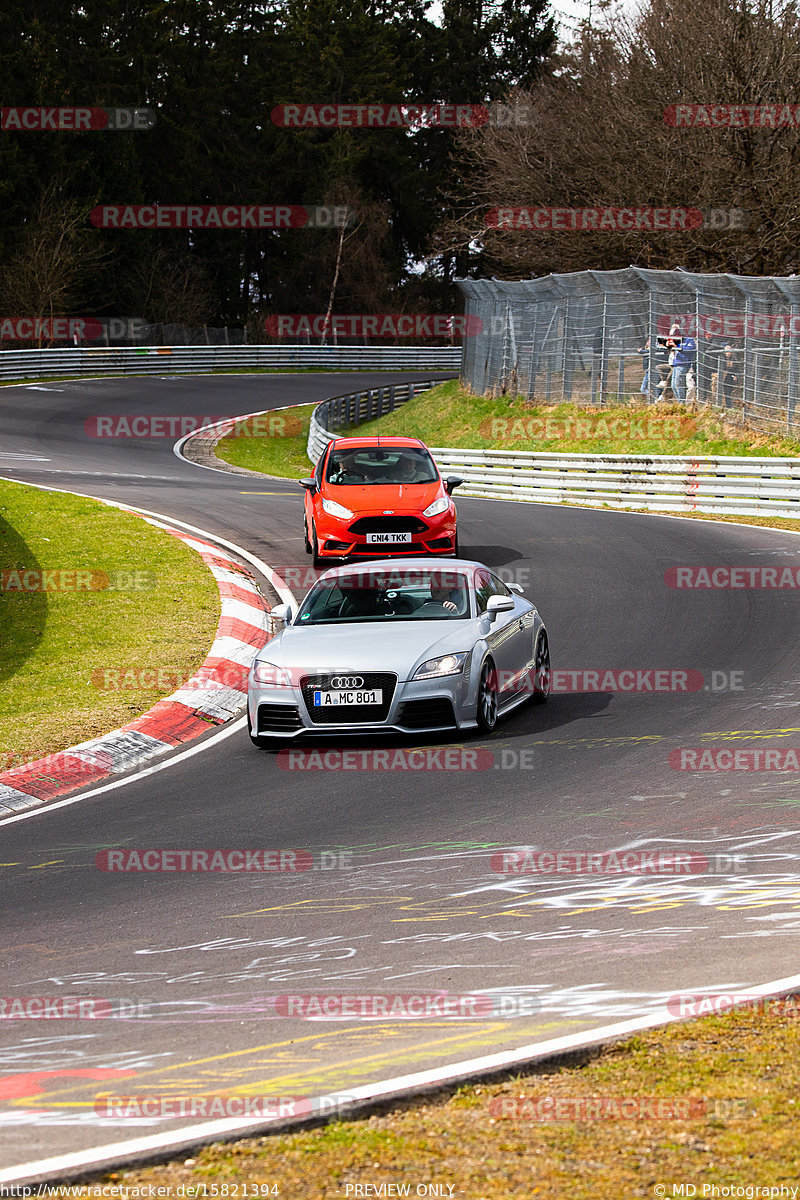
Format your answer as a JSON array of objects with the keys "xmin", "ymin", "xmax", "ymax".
[
  {"xmin": 423, "ymin": 495, "xmax": 450, "ymax": 518},
  {"xmin": 252, "ymin": 661, "xmax": 291, "ymax": 686},
  {"xmin": 322, "ymin": 497, "xmax": 354, "ymax": 519},
  {"xmin": 413, "ymin": 652, "xmax": 468, "ymax": 679}
]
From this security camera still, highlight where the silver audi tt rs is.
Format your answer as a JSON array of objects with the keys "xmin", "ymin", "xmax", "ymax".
[{"xmin": 247, "ymin": 558, "xmax": 550, "ymax": 745}]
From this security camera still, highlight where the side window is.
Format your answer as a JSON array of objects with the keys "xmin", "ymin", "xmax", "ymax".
[
  {"xmin": 489, "ymin": 573, "xmax": 512, "ymax": 598},
  {"xmin": 475, "ymin": 570, "xmax": 494, "ymax": 614},
  {"xmin": 315, "ymin": 446, "xmax": 328, "ymax": 488}
]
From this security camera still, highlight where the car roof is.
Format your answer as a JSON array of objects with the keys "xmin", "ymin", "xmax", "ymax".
[
  {"xmin": 329, "ymin": 436, "xmax": 428, "ymax": 451},
  {"xmin": 314, "ymin": 558, "xmax": 488, "ymax": 583}
]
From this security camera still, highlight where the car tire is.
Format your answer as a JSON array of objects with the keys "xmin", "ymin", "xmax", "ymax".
[
  {"xmin": 311, "ymin": 523, "xmax": 323, "ymax": 569},
  {"xmin": 453, "ymin": 533, "xmax": 460, "ymax": 557},
  {"xmin": 531, "ymin": 630, "xmax": 550, "ymax": 705},
  {"xmin": 303, "ymin": 516, "xmax": 312, "ymax": 555},
  {"xmin": 476, "ymin": 658, "xmax": 499, "ymax": 732}
]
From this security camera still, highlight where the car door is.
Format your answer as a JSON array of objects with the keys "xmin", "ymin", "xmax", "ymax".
[{"xmin": 475, "ymin": 569, "xmax": 527, "ymax": 699}]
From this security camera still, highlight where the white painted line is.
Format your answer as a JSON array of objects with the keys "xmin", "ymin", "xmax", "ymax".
[{"xmin": 4, "ymin": 970, "xmax": 800, "ymax": 1185}]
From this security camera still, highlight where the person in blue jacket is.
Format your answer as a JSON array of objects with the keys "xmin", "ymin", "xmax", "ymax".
[{"xmin": 669, "ymin": 332, "xmax": 696, "ymax": 401}]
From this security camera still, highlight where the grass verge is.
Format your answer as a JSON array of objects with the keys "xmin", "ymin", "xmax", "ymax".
[
  {"xmin": 215, "ymin": 403, "xmax": 317, "ymax": 477},
  {"xmin": 214, "ymin": 381, "xmax": 800, "ymax": 476},
  {"xmin": 346, "ymin": 379, "xmax": 800, "ymax": 456},
  {"xmin": 0, "ymin": 480, "xmax": 220, "ymax": 768},
  {"xmin": 79, "ymin": 1002, "xmax": 800, "ymax": 1198}
]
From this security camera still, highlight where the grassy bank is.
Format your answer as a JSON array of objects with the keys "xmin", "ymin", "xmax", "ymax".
[
  {"xmin": 215, "ymin": 381, "xmax": 800, "ymax": 475},
  {"xmin": 215, "ymin": 404, "xmax": 316, "ymax": 477},
  {"xmin": 80, "ymin": 1000, "xmax": 800, "ymax": 1198},
  {"xmin": 0, "ymin": 480, "xmax": 220, "ymax": 768}
]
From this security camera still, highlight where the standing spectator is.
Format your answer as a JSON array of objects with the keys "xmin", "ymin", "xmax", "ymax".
[
  {"xmin": 638, "ymin": 337, "xmax": 652, "ymax": 398},
  {"xmin": 670, "ymin": 330, "xmax": 696, "ymax": 402},
  {"xmin": 721, "ymin": 344, "xmax": 741, "ymax": 410}
]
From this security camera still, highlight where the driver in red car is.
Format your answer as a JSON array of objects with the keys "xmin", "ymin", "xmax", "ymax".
[{"xmin": 397, "ymin": 454, "xmax": 425, "ymax": 484}]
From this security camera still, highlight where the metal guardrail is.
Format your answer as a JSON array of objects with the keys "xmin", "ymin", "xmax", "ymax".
[
  {"xmin": 429, "ymin": 447, "xmax": 800, "ymax": 517},
  {"xmin": 307, "ymin": 378, "xmax": 447, "ymax": 462},
  {"xmin": 307, "ymin": 382, "xmax": 800, "ymax": 517},
  {"xmin": 0, "ymin": 345, "xmax": 462, "ymax": 382}
]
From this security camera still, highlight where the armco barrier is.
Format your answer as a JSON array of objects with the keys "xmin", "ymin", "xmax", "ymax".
[
  {"xmin": 429, "ymin": 448, "xmax": 800, "ymax": 517},
  {"xmin": 307, "ymin": 379, "xmax": 445, "ymax": 462},
  {"xmin": 306, "ymin": 383, "xmax": 800, "ymax": 517},
  {"xmin": 0, "ymin": 345, "xmax": 461, "ymax": 382}
]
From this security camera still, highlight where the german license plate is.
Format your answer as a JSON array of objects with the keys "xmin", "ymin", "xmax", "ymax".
[
  {"xmin": 365, "ymin": 532, "xmax": 412, "ymax": 543},
  {"xmin": 313, "ymin": 689, "xmax": 382, "ymax": 706}
]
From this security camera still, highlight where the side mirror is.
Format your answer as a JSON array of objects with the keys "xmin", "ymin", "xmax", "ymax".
[
  {"xmin": 270, "ymin": 602, "xmax": 294, "ymax": 626},
  {"xmin": 486, "ymin": 594, "xmax": 515, "ymax": 620},
  {"xmin": 445, "ymin": 476, "xmax": 463, "ymax": 495},
  {"xmin": 299, "ymin": 478, "xmax": 317, "ymax": 493}
]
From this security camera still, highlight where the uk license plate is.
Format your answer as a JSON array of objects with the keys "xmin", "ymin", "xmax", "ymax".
[
  {"xmin": 313, "ymin": 689, "xmax": 382, "ymax": 706},
  {"xmin": 365, "ymin": 532, "xmax": 412, "ymax": 543}
]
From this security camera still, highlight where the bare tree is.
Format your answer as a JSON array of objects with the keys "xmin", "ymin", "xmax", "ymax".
[
  {"xmin": 434, "ymin": 0, "xmax": 800, "ymax": 277},
  {"xmin": 0, "ymin": 182, "xmax": 109, "ymax": 345},
  {"xmin": 124, "ymin": 245, "xmax": 215, "ymax": 328}
]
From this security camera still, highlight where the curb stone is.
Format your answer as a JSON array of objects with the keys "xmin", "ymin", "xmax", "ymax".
[{"xmin": 0, "ymin": 517, "xmax": 274, "ymax": 815}]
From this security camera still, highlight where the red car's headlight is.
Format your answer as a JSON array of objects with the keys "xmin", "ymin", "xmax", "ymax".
[{"xmin": 423, "ymin": 496, "xmax": 450, "ymax": 518}]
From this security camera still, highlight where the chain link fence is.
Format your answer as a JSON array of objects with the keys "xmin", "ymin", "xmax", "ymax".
[{"xmin": 457, "ymin": 268, "xmax": 800, "ymax": 436}]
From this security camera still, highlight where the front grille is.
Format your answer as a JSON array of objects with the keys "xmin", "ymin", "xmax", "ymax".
[
  {"xmin": 396, "ymin": 698, "xmax": 457, "ymax": 729},
  {"xmin": 349, "ymin": 516, "xmax": 427, "ymax": 535},
  {"xmin": 300, "ymin": 672, "xmax": 396, "ymax": 724},
  {"xmin": 257, "ymin": 703, "xmax": 303, "ymax": 732}
]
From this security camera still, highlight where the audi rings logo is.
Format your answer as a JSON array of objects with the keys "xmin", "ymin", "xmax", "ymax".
[{"xmin": 329, "ymin": 675, "xmax": 364, "ymax": 689}]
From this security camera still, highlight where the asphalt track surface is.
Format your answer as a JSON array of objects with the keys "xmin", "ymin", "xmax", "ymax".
[{"xmin": 1, "ymin": 372, "xmax": 800, "ymax": 1179}]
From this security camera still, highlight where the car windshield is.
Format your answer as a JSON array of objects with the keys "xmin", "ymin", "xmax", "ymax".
[
  {"xmin": 325, "ymin": 447, "xmax": 438, "ymax": 486},
  {"xmin": 295, "ymin": 568, "xmax": 472, "ymax": 624}
]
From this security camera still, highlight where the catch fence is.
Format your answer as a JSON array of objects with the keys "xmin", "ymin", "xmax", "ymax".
[{"xmin": 457, "ymin": 269, "xmax": 800, "ymax": 437}]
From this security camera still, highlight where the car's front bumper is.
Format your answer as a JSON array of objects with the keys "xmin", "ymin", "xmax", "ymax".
[
  {"xmin": 248, "ymin": 670, "xmax": 477, "ymax": 740},
  {"xmin": 316, "ymin": 513, "xmax": 457, "ymax": 560}
]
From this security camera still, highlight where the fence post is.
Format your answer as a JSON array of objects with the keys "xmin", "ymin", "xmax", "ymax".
[
  {"xmin": 562, "ymin": 299, "xmax": 573, "ymax": 402},
  {"xmin": 743, "ymin": 296, "xmax": 753, "ymax": 425},
  {"xmin": 789, "ymin": 305, "xmax": 799, "ymax": 435}
]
